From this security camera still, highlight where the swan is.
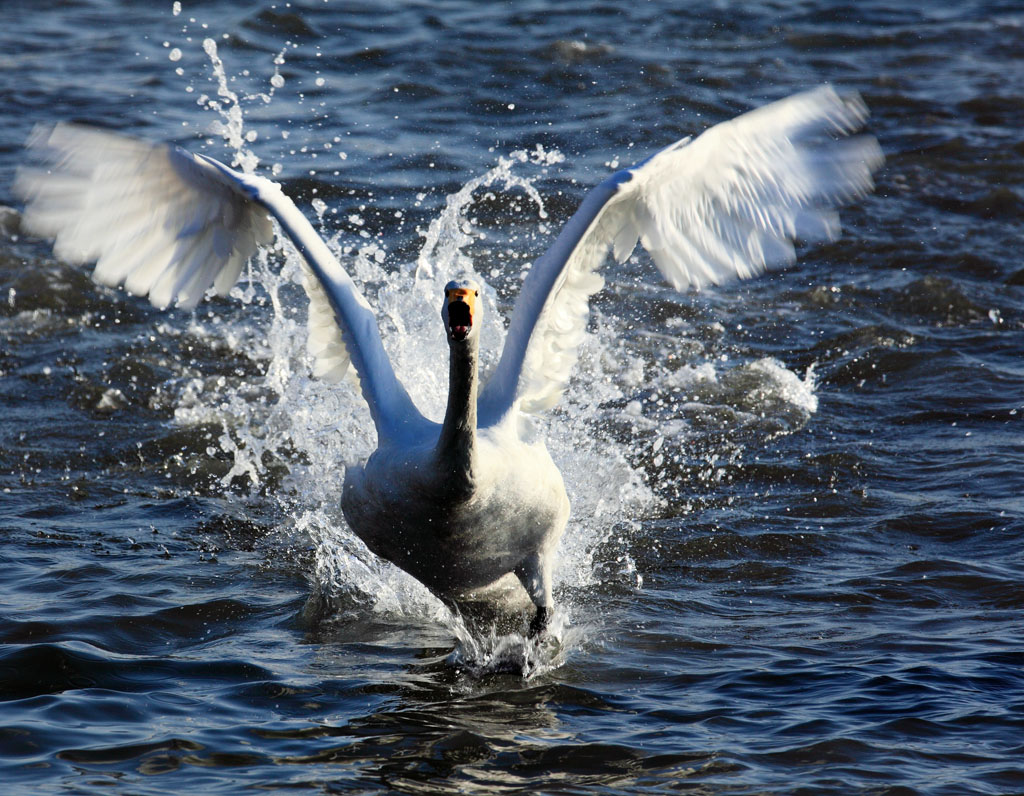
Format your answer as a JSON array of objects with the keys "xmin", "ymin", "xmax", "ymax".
[{"xmin": 13, "ymin": 86, "xmax": 882, "ymax": 635}]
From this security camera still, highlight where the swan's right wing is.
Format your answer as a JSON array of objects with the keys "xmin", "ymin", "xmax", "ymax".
[
  {"xmin": 15, "ymin": 123, "xmax": 426, "ymax": 440},
  {"xmin": 15, "ymin": 123, "xmax": 274, "ymax": 310}
]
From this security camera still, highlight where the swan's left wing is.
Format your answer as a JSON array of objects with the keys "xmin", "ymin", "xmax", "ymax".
[
  {"xmin": 15, "ymin": 123, "xmax": 427, "ymax": 440},
  {"xmin": 478, "ymin": 86, "xmax": 883, "ymax": 425}
]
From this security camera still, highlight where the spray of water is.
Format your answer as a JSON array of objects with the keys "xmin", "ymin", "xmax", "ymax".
[{"xmin": 165, "ymin": 35, "xmax": 818, "ymax": 676}]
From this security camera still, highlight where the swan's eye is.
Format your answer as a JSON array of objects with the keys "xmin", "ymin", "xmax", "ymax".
[{"xmin": 474, "ymin": 290, "xmax": 479, "ymax": 297}]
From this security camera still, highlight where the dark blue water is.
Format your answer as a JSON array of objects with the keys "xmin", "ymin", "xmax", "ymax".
[{"xmin": 2, "ymin": 1, "xmax": 1024, "ymax": 793}]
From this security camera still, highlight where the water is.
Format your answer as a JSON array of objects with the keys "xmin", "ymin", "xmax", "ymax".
[{"xmin": 2, "ymin": 1, "xmax": 1023, "ymax": 793}]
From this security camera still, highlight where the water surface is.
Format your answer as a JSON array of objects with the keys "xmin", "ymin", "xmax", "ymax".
[{"xmin": 2, "ymin": 1, "xmax": 1023, "ymax": 794}]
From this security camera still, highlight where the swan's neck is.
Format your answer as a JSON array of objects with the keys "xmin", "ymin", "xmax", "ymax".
[{"xmin": 437, "ymin": 337, "xmax": 478, "ymax": 496}]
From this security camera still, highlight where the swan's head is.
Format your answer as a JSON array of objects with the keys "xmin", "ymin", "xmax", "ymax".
[{"xmin": 442, "ymin": 278, "xmax": 481, "ymax": 344}]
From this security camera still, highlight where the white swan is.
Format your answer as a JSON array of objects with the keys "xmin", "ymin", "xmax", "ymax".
[{"xmin": 14, "ymin": 86, "xmax": 882, "ymax": 635}]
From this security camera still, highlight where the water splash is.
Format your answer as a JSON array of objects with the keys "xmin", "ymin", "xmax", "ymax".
[
  {"xmin": 161, "ymin": 42, "xmax": 821, "ymax": 675},
  {"xmin": 447, "ymin": 611, "xmax": 590, "ymax": 678},
  {"xmin": 167, "ymin": 148, "xmax": 655, "ymax": 670},
  {"xmin": 299, "ymin": 161, "xmax": 657, "ymax": 646},
  {"xmin": 167, "ymin": 149, "xmax": 824, "ymax": 672}
]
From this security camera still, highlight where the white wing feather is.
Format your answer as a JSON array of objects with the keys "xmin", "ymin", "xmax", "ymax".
[
  {"xmin": 15, "ymin": 123, "xmax": 274, "ymax": 310},
  {"xmin": 302, "ymin": 263, "xmax": 353, "ymax": 383},
  {"xmin": 15, "ymin": 123, "xmax": 426, "ymax": 441},
  {"xmin": 478, "ymin": 86, "xmax": 883, "ymax": 425}
]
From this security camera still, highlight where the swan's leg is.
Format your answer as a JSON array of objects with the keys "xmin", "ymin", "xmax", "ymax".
[{"xmin": 514, "ymin": 551, "xmax": 552, "ymax": 637}]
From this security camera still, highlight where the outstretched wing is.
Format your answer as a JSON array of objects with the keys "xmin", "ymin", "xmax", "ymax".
[
  {"xmin": 16, "ymin": 123, "xmax": 273, "ymax": 310},
  {"xmin": 15, "ymin": 123, "xmax": 426, "ymax": 441},
  {"xmin": 477, "ymin": 86, "xmax": 883, "ymax": 425}
]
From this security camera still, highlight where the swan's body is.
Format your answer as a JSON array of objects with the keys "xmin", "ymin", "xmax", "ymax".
[
  {"xmin": 342, "ymin": 288, "xmax": 569, "ymax": 629},
  {"xmin": 13, "ymin": 86, "xmax": 882, "ymax": 634}
]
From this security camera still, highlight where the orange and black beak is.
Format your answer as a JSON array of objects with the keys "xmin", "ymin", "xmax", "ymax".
[{"xmin": 446, "ymin": 286, "xmax": 477, "ymax": 342}]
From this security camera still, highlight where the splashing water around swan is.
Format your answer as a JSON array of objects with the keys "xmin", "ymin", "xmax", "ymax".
[{"xmin": 13, "ymin": 85, "xmax": 882, "ymax": 668}]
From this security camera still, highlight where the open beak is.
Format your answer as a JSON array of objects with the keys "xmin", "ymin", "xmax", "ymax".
[{"xmin": 447, "ymin": 288, "xmax": 476, "ymax": 342}]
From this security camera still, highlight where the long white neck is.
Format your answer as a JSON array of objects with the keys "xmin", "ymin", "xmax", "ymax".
[{"xmin": 436, "ymin": 335, "xmax": 478, "ymax": 498}]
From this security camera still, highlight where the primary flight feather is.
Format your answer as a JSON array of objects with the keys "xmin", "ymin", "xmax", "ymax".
[{"xmin": 14, "ymin": 85, "xmax": 882, "ymax": 635}]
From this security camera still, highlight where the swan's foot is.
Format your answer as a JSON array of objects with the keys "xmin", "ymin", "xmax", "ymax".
[
  {"xmin": 528, "ymin": 606, "xmax": 550, "ymax": 639},
  {"xmin": 515, "ymin": 551, "xmax": 554, "ymax": 639}
]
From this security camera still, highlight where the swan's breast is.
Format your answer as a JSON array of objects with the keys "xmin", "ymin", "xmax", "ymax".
[{"xmin": 340, "ymin": 433, "xmax": 569, "ymax": 595}]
